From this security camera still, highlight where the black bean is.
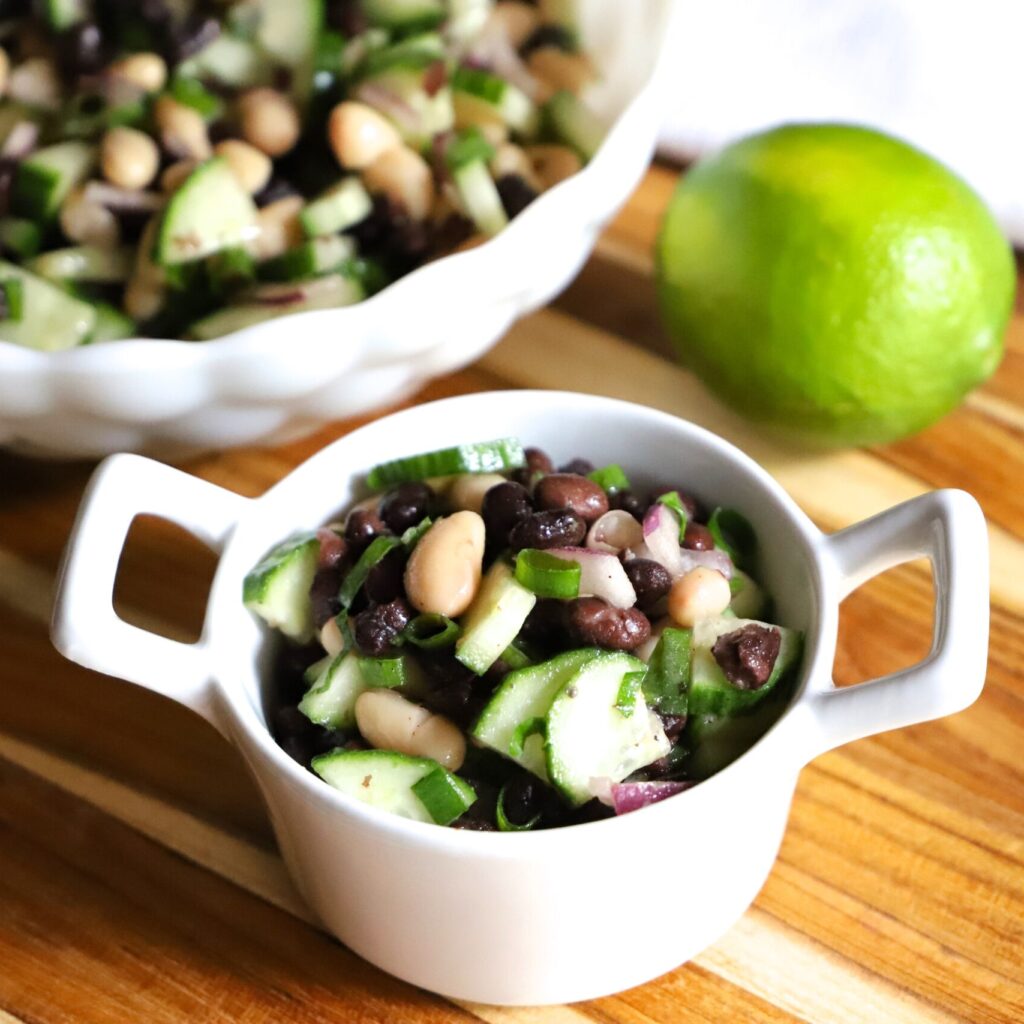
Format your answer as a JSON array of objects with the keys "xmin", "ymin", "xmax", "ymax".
[
  {"xmin": 481, "ymin": 480, "xmax": 533, "ymax": 545},
  {"xmin": 344, "ymin": 506, "xmax": 388, "ymax": 553},
  {"xmin": 534, "ymin": 473, "xmax": 609, "ymax": 524},
  {"xmin": 519, "ymin": 597, "xmax": 566, "ymax": 645},
  {"xmin": 508, "ymin": 509, "xmax": 586, "ymax": 551},
  {"xmin": 379, "ymin": 481, "xmax": 433, "ymax": 533},
  {"xmin": 559, "ymin": 457, "xmax": 594, "ymax": 475},
  {"xmin": 610, "ymin": 489, "xmax": 645, "ymax": 521},
  {"xmin": 623, "ymin": 558, "xmax": 672, "ymax": 611},
  {"xmin": 659, "ymin": 713, "xmax": 688, "ymax": 743},
  {"xmin": 520, "ymin": 24, "xmax": 577, "ymax": 58},
  {"xmin": 57, "ymin": 21, "xmax": 106, "ymax": 76},
  {"xmin": 363, "ymin": 546, "xmax": 406, "ymax": 604},
  {"xmin": 496, "ymin": 173, "xmax": 539, "ymax": 219},
  {"xmin": 326, "ymin": 0, "xmax": 368, "ymax": 35},
  {"xmin": 353, "ymin": 598, "xmax": 412, "ymax": 656},
  {"xmin": 565, "ymin": 597, "xmax": 650, "ymax": 650},
  {"xmin": 310, "ymin": 567, "xmax": 343, "ymax": 628},
  {"xmin": 712, "ymin": 624, "xmax": 781, "ymax": 690},
  {"xmin": 273, "ymin": 706, "xmax": 344, "ymax": 766},
  {"xmin": 524, "ymin": 446, "xmax": 554, "ymax": 475},
  {"xmin": 683, "ymin": 522, "xmax": 715, "ymax": 551}
]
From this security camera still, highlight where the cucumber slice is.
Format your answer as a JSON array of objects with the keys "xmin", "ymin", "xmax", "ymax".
[
  {"xmin": 455, "ymin": 561, "xmax": 537, "ymax": 675},
  {"xmin": 255, "ymin": 0, "xmax": 323, "ymax": 68},
  {"xmin": 188, "ymin": 273, "xmax": 365, "ymax": 339},
  {"xmin": 544, "ymin": 90, "xmax": 605, "ymax": 161},
  {"xmin": 0, "ymin": 261, "xmax": 96, "ymax": 351},
  {"xmin": 259, "ymin": 235, "xmax": 356, "ymax": 281},
  {"xmin": 367, "ymin": 438, "xmax": 525, "ymax": 489},
  {"xmin": 362, "ymin": 0, "xmax": 446, "ymax": 31},
  {"xmin": 311, "ymin": 749, "xmax": 476, "ymax": 825},
  {"xmin": 299, "ymin": 178, "xmax": 373, "ymax": 238},
  {"xmin": 28, "ymin": 246, "xmax": 133, "ymax": 283},
  {"xmin": 13, "ymin": 141, "xmax": 96, "ymax": 221},
  {"xmin": 0, "ymin": 217, "xmax": 42, "ymax": 259},
  {"xmin": 243, "ymin": 531, "xmax": 319, "ymax": 642},
  {"xmin": 452, "ymin": 66, "xmax": 538, "ymax": 134},
  {"xmin": 451, "ymin": 159, "xmax": 507, "ymax": 236},
  {"xmin": 87, "ymin": 303, "xmax": 136, "ymax": 344},
  {"xmin": 37, "ymin": 0, "xmax": 87, "ymax": 30},
  {"xmin": 157, "ymin": 158, "xmax": 259, "ymax": 266},
  {"xmin": 728, "ymin": 569, "xmax": 767, "ymax": 620},
  {"xmin": 689, "ymin": 617, "xmax": 802, "ymax": 717},
  {"xmin": 471, "ymin": 647, "xmax": 600, "ymax": 779},
  {"xmin": 685, "ymin": 689, "xmax": 789, "ymax": 780},
  {"xmin": 299, "ymin": 651, "xmax": 368, "ymax": 729},
  {"xmin": 545, "ymin": 652, "xmax": 671, "ymax": 806},
  {"xmin": 360, "ymin": 33, "xmax": 445, "ymax": 77},
  {"xmin": 179, "ymin": 35, "xmax": 272, "ymax": 89}
]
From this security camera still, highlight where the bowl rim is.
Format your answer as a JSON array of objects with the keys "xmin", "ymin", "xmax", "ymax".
[
  {"xmin": 0, "ymin": 2, "xmax": 675, "ymax": 370},
  {"xmin": 206, "ymin": 389, "xmax": 834, "ymax": 853}
]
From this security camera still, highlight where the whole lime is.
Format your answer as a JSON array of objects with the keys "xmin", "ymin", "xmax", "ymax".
[{"xmin": 656, "ymin": 123, "xmax": 1015, "ymax": 446}]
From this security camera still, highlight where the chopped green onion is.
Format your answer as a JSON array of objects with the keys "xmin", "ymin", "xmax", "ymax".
[
  {"xmin": 338, "ymin": 534, "xmax": 401, "ymax": 608},
  {"xmin": 401, "ymin": 516, "xmax": 433, "ymax": 548},
  {"xmin": 496, "ymin": 782, "xmax": 540, "ymax": 832},
  {"xmin": 1, "ymin": 279, "xmax": 24, "ymax": 322},
  {"xmin": 508, "ymin": 716, "xmax": 546, "ymax": 758},
  {"xmin": 205, "ymin": 246, "xmax": 256, "ymax": 293},
  {"xmin": 313, "ymin": 30, "xmax": 346, "ymax": 83},
  {"xmin": 357, "ymin": 654, "xmax": 408, "ymax": 688},
  {"xmin": 445, "ymin": 126, "xmax": 497, "ymax": 172},
  {"xmin": 367, "ymin": 438, "xmax": 525, "ymax": 490},
  {"xmin": 0, "ymin": 218, "xmax": 42, "ymax": 259},
  {"xmin": 411, "ymin": 767, "xmax": 477, "ymax": 826},
  {"xmin": 642, "ymin": 627, "xmax": 692, "ymax": 717},
  {"xmin": 615, "ymin": 670, "xmax": 645, "ymax": 718},
  {"xmin": 656, "ymin": 491, "xmax": 689, "ymax": 540},
  {"xmin": 499, "ymin": 640, "xmax": 534, "ymax": 671},
  {"xmin": 514, "ymin": 548, "xmax": 581, "ymax": 599},
  {"xmin": 729, "ymin": 574, "xmax": 745, "ymax": 596},
  {"xmin": 708, "ymin": 507, "xmax": 757, "ymax": 569},
  {"xmin": 169, "ymin": 76, "xmax": 224, "ymax": 119},
  {"xmin": 588, "ymin": 464, "xmax": 631, "ymax": 495},
  {"xmin": 404, "ymin": 613, "xmax": 459, "ymax": 649}
]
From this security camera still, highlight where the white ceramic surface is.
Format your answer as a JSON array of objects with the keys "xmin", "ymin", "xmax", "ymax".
[
  {"xmin": 51, "ymin": 392, "xmax": 989, "ymax": 1005},
  {"xmin": 0, "ymin": 0, "xmax": 676, "ymax": 460}
]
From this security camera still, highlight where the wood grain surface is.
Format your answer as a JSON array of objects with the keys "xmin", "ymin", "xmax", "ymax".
[{"xmin": 0, "ymin": 163, "xmax": 1022, "ymax": 1023}]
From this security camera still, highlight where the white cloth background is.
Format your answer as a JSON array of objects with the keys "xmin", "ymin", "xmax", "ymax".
[{"xmin": 657, "ymin": 0, "xmax": 1024, "ymax": 245}]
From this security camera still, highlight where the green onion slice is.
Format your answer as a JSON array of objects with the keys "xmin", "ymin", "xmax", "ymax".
[
  {"xmin": 1, "ymin": 279, "xmax": 24, "ymax": 322},
  {"xmin": 508, "ymin": 716, "xmax": 546, "ymax": 758},
  {"xmin": 499, "ymin": 640, "xmax": 534, "ymax": 671},
  {"xmin": 404, "ymin": 613, "xmax": 459, "ymax": 649},
  {"xmin": 367, "ymin": 438, "xmax": 525, "ymax": 490},
  {"xmin": 708, "ymin": 507, "xmax": 757, "ymax": 569},
  {"xmin": 656, "ymin": 491, "xmax": 690, "ymax": 541},
  {"xmin": 357, "ymin": 654, "xmax": 409, "ymax": 689},
  {"xmin": 615, "ymin": 670, "xmax": 645, "ymax": 718},
  {"xmin": 642, "ymin": 627, "xmax": 692, "ymax": 717},
  {"xmin": 400, "ymin": 516, "xmax": 433, "ymax": 548},
  {"xmin": 588, "ymin": 464, "xmax": 631, "ymax": 495},
  {"xmin": 514, "ymin": 548, "xmax": 581, "ymax": 599},
  {"xmin": 411, "ymin": 768, "xmax": 477, "ymax": 826},
  {"xmin": 338, "ymin": 534, "xmax": 402, "ymax": 608},
  {"xmin": 496, "ymin": 782, "xmax": 541, "ymax": 832}
]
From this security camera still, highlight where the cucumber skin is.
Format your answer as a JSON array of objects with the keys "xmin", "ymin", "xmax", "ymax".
[
  {"xmin": 243, "ymin": 532, "xmax": 320, "ymax": 642},
  {"xmin": 367, "ymin": 438, "xmax": 526, "ymax": 489},
  {"xmin": 299, "ymin": 652, "xmax": 368, "ymax": 730},
  {"xmin": 455, "ymin": 561, "xmax": 537, "ymax": 675},
  {"xmin": 0, "ymin": 260, "xmax": 96, "ymax": 352},
  {"xmin": 13, "ymin": 142, "xmax": 96, "ymax": 221}
]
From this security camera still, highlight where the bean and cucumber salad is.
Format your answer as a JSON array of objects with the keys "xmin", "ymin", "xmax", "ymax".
[
  {"xmin": 0, "ymin": 1, "xmax": 602, "ymax": 350},
  {"xmin": 247, "ymin": 439, "xmax": 804, "ymax": 830}
]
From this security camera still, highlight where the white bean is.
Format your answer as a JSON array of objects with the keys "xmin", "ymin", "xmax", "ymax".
[
  {"xmin": 160, "ymin": 159, "xmax": 197, "ymax": 193},
  {"xmin": 101, "ymin": 127, "xmax": 160, "ymax": 190},
  {"xmin": 8, "ymin": 57, "xmax": 60, "ymax": 109},
  {"xmin": 154, "ymin": 96, "xmax": 211, "ymax": 160},
  {"xmin": 487, "ymin": 2, "xmax": 540, "ymax": 48},
  {"xmin": 403, "ymin": 511, "xmax": 485, "ymax": 617},
  {"xmin": 108, "ymin": 52, "xmax": 167, "ymax": 93},
  {"xmin": 667, "ymin": 567, "xmax": 731, "ymax": 627},
  {"xmin": 319, "ymin": 617, "xmax": 344, "ymax": 657},
  {"xmin": 0, "ymin": 47, "xmax": 9, "ymax": 97},
  {"xmin": 214, "ymin": 139, "xmax": 272, "ymax": 195},
  {"xmin": 363, "ymin": 146, "xmax": 435, "ymax": 221},
  {"xmin": 238, "ymin": 88, "xmax": 301, "ymax": 157},
  {"xmin": 59, "ymin": 186, "xmax": 120, "ymax": 248},
  {"xmin": 448, "ymin": 473, "xmax": 507, "ymax": 515},
  {"xmin": 354, "ymin": 690, "xmax": 466, "ymax": 770},
  {"xmin": 327, "ymin": 101, "xmax": 401, "ymax": 170},
  {"xmin": 490, "ymin": 143, "xmax": 542, "ymax": 192},
  {"xmin": 527, "ymin": 47, "xmax": 595, "ymax": 95},
  {"xmin": 526, "ymin": 144, "xmax": 582, "ymax": 190},
  {"xmin": 248, "ymin": 195, "xmax": 304, "ymax": 261}
]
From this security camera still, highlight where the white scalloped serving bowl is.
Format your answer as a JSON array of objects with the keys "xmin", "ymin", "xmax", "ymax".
[{"xmin": 0, "ymin": 0, "xmax": 676, "ymax": 459}]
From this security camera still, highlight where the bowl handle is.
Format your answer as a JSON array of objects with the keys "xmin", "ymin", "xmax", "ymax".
[
  {"xmin": 51, "ymin": 453, "xmax": 248, "ymax": 729},
  {"xmin": 798, "ymin": 489, "xmax": 989, "ymax": 760}
]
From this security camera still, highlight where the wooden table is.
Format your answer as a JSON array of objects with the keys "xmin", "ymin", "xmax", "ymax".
[{"xmin": 1, "ymin": 164, "xmax": 1022, "ymax": 1024}]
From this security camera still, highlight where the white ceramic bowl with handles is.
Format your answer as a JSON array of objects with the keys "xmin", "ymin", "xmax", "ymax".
[
  {"xmin": 0, "ymin": 0, "xmax": 675, "ymax": 460},
  {"xmin": 51, "ymin": 391, "xmax": 989, "ymax": 1005}
]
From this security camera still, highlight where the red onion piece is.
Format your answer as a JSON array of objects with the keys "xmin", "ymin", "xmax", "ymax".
[
  {"xmin": 354, "ymin": 82, "xmax": 421, "ymax": 138},
  {"xmin": 679, "ymin": 548, "xmax": 733, "ymax": 579},
  {"xmin": 546, "ymin": 546, "xmax": 637, "ymax": 609},
  {"xmin": 84, "ymin": 181, "xmax": 166, "ymax": 213},
  {"xmin": 610, "ymin": 781, "xmax": 693, "ymax": 815},
  {"xmin": 0, "ymin": 121, "xmax": 39, "ymax": 160},
  {"xmin": 467, "ymin": 16, "xmax": 542, "ymax": 99},
  {"xmin": 640, "ymin": 504, "xmax": 733, "ymax": 580},
  {"xmin": 586, "ymin": 510, "xmax": 643, "ymax": 554}
]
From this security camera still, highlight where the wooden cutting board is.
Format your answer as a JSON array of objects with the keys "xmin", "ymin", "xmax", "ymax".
[{"xmin": 0, "ymin": 164, "xmax": 1021, "ymax": 1024}]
